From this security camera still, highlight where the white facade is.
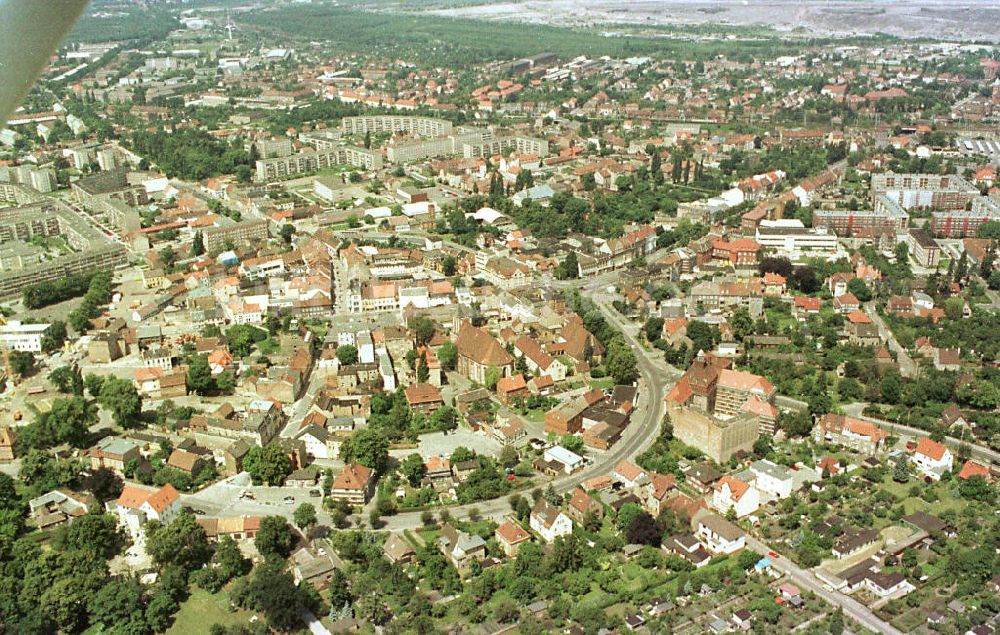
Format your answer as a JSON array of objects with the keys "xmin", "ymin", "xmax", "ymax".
[
  {"xmin": 913, "ymin": 447, "xmax": 953, "ymax": 480},
  {"xmin": 747, "ymin": 460, "xmax": 796, "ymax": 500},
  {"xmin": 530, "ymin": 508, "xmax": 573, "ymax": 543},
  {"xmin": 755, "ymin": 220, "xmax": 838, "ymax": 258},
  {"xmin": 712, "ymin": 478, "xmax": 760, "ymax": 518},
  {"xmin": 0, "ymin": 320, "xmax": 49, "ymax": 352}
]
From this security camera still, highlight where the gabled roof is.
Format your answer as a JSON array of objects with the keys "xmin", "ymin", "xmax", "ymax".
[
  {"xmin": 454, "ymin": 321, "xmax": 512, "ymax": 367},
  {"xmin": 915, "ymin": 437, "xmax": 948, "ymax": 461},
  {"xmin": 118, "ymin": 483, "xmax": 179, "ymax": 514},
  {"xmin": 715, "ymin": 475, "xmax": 750, "ymax": 501},
  {"xmin": 332, "ymin": 463, "xmax": 373, "ymax": 490},
  {"xmin": 496, "ymin": 521, "xmax": 531, "ymax": 545},
  {"xmin": 957, "ymin": 460, "xmax": 989, "ymax": 481}
]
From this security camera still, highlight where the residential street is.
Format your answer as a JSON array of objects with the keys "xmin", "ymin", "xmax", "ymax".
[
  {"xmin": 863, "ymin": 302, "xmax": 918, "ymax": 378},
  {"xmin": 744, "ymin": 536, "xmax": 902, "ymax": 635}
]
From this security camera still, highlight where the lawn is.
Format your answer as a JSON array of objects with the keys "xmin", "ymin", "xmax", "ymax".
[
  {"xmin": 167, "ymin": 587, "xmax": 256, "ymax": 635},
  {"xmin": 589, "ymin": 377, "xmax": 615, "ymax": 390}
]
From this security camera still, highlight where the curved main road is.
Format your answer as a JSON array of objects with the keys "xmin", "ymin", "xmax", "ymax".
[{"xmin": 377, "ymin": 288, "xmax": 680, "ymax": 530}]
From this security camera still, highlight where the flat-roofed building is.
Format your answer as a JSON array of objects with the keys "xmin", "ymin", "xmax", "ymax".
[
  {"xmin": 872, "ymin": 173, "xmax": 978, "ymax": 211},
  {"xmin": 907, "ymin": 228, "xmax": 941, "ymax": 267},
  {"xmin": 0, "ymin": 320, "xmax": 50, "ymax": 352}
]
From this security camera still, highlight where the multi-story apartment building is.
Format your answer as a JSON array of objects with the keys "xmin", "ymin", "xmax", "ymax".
[
  {"xmin": 871, "ymin": 173, "xmax": 979, "ymax": 211},
  {"xmin": 255, "ymin": 146, "xmax": 382, "ymax": 180},
  {"xmin": 906, "ymin": 228, "xmax": 941, "ymax": 267},
  {"xmin": 0, "ymin": 320, "xmax": 50, "ymax": 352},
  {"xmin": 253, "ymin": 137, "xmax": 293, "ymax": 159},
  {"xmin": 576, "ymin": 224, "xmax": 657, "ymax": 276},
  {"xmin": 813, "ymin": 195, "xmax": 910, "ymax": 237},
  {"xmin": 0, "ymin": 196, "xmax": 128, "ymax": 299},
  {"xmin": 202, "ymin": 219, "xmax": 269, "ymax": 253},
  {"xmin": 929, "ymin": 197, "xmax": 1000, "ymax": 238},
  {"xmin": 340, "ymin": 115, "xmax": 453, "ymax": 137}
]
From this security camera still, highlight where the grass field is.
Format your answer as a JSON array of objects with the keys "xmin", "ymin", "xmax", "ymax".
[{"xmin": 167, "ymin": 587, "xmax": 256, "ymax": 635}]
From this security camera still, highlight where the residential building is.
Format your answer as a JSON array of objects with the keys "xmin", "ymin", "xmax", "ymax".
[
  {"xmin": 907, "ymin": 228, "xmax": 941, "ymax": 267},
  {"xmin": 439, "ymin": 523, "xmax": 487, "ymax": 575},
  {"xmin": 529, "ymin": 498, "xmax": 573, "ymax": 543},
  {"xmin": 912, "ymin": 437, "xmax": 953, "ymax": 480},
  {"xmin": 113, "ymin": 484, "xmax": 181, "ymax": 539},
  {"xmin": 329, "ymin": 463, "xmax": 375, "ymax": 505},
  {"xmin": 712, "ymin": 475, "xmax": 759, "ymax": 518},
  {"xmin": 695, "ymin": 512, "xmax": 746, "ymax": 554},
  {"xmin": 813, "ymin": 414, "xmax": 888, "ymax": 453},
  {"xmin": 495, "ymin": 521, "xmax": 532, "ymax": 556}
]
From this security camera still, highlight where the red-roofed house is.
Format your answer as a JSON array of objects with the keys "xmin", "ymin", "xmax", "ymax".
[
  {"xmin": 495, "ymin": 521, "xmax": 532, "ymax": 556},
  {"xmin": 793, "ymin": 297, "xmax": 821, "ymax": 320},
  {"xmin": 330, "ymin": 463, "xmax": 375, "ymax": 505},
  {"xmin": 496, "ymin": 373, "xmax": 529, "ymax": 404},
  {"xmin": 912, "ymin": 437, "xmax": 953, "ymax": 480},
  {"xmin": 813, "ymin": 414, "xmax": 888, "ymax": 454},
  {"xmin": 712, "ymin": 475, "xmax": 759, "ymax": 518},
  {"xmin": 957, "ymin": 460, "xmax": 990, "ymax": 482},
  {"xmin": 114, "ymin": 484, "xmax": 181, "ymax": 538}
]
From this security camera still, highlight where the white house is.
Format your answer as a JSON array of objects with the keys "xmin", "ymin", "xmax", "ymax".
[
  {"xmin": 543, "ymin": 446, "xmax": 584, "ymax": 474},
  {"xmin": 295, "ymin": 425, "xmax": 339, "ymax": 460},
  {"xmin": 745, "ymin": 459, "xmax": 796, "ymax": 500},
  {"xmin": 113, "ymin": 484, "xmax": 181, "ymax": 540},
  {"xmin": 913, "ymin": 437, "xmax": 953, "ymax": 480},
  {"xmin": 613, "ymin": 459, "xmax": 650, "ymax": 490},
  {"xmin": 529, "ymin": 499, "xmax": 573, "ymax": 543},
  {"xmin": 0, "ymin": 320, "xmax": 50, "ymax": 352},
  {"xmin": 712, "ymin": 475, "xmax": 760, "ymax": 519},
  {"xmin": 696, "ymin": 512, "xmax": 745, "ymax": 554}
]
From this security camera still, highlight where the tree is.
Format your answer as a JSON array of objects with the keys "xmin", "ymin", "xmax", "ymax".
[
  {"xmin": 730, "ymin": 307, "xmax": 754, "ymax": 341},
  {"xmin": 294, "ymin": 502, "xmax": 317, "ymax": 530},
  {"xmin": 616, "ymin": 502, "xmax": 644, "ymax": 531},
  {"xmin": 234, "ymin": 558, "xmax": 309, "ymax": 632},
  {"xmin": 185, "ymin": 354, "xmax": 214, "ymax": 395},
  {"xmin": 87, "ymin": 577, "xmax": 147, "ymax": 633},
  {"xmin": 9, "ymin": 351, "xmax": 34, "ymax": 376},
  {"xmin": 34, "ymin": 395, "xmax": 97, "ymax": 448},
  {"xmin": 484, "ymin": 365, "xmax": 502, "ymax": 390},
  {"xmin": 48, "ymin": 365, "xmax": 83, "ymax": 395},
  {"xmin": 335, "ymin": 344, "xmax": 358, "ymax": 366},
  {"xmin": 339, "ymin": 427, "xmax": 389, "ymax": 474},
  {"xmin": 244, "ymin": 443, "xmax": 293, "ymax": 486},
  {"xmin": 97, "ymin": 376, "xmax": 142, "ymax": 427},
  {"xmin": 498, "ymin": 444, "xmax": 519, "ymax": 469},
  {"xmin": 410, "ymin": 316, "xmax": 436, "ymax": 345},
  {"xmin": 881, "ymin": 369, "xmax": 902, "ymax": 404},
  {"xmin": 643, "ymin": 317, "xmax": 665, "ymax": 342},
  {"xmin": 51, "ymin": 510, "xmax": 121, "ymax": 558},
  {"xmin": 256, "ymin": 515, "xmax": 295, "ymax": 558},
  {"xmin": 146, "ymin": 511, "xmax": 211, "ymax": 572},
  {"xmin": 556, "ymin": 251, "xmax": 579, "ymax": 280},
  {"xmin": 791, "ymin": 266, "xmax": 819, "ymax": 294},
  {"xmin": 606, "ymin": 338, "xmax": 638, "ymax": 385},
  {"xmin": 626, "ymin": 511, "xmax": 661, "ymax": 546},
  {"xmin": 958, "ymin": 475, "xmax": 994, "ymax": 503},
  {"xmin": 84, "ymin": 373, "xmax": 105, "ymax": 397},
  {"xmin": 400, "ymin": 453, "xmax": 426, "ymax": 487},
  {"xmin": 40, "ymin": 321, "xmax": 68, "ymax": 353},
  {"xmin": 190, "ymin": 231, "xmax": 205, "ymax": 256},
  {"xmin": 438, "ymin": 341, "xmax": 457, "ymax": 371},
  {"xmin": 328, "ymin": 568, "xmax": 352, "ymax": 613},
  {"xmin": 560, "ymin": 434, "xmax": 584, "ymax": 454},
  {"xmin": 892, "ymin": 454, "xmax": 909, "ymax": 484},
  {"xmin": 846, "ymin": 277, "xmax": 872, "ymax": 302},
  {"xmin": 279, "ymin": 223, "xmax": 295, "ymax": 244}
]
